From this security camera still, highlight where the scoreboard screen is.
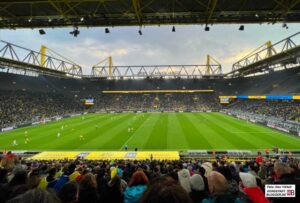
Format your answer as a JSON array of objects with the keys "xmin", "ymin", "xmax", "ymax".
[
  {"xmin": 220, "ymin": 97, "xmax": 229, "ymax": 104},
  {"xmin": 85, "ymin": 98, "xmax": 94, "ymax": 105}
]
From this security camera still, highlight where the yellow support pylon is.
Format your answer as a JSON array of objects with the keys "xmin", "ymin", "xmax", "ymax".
[
  {"xmin": 266, "ymin": 40, "xmax": 276, "ymax": 58},
  {"xmin": 40, "ymin": 45, "xmax": 46, "ymax": 67},
  {"xmin": 109, "ymin": 56, "xmax": 113, "ymax": 76},
  {"xmin": 206, "ymin": 54, "xmax": 211, "ymax": 75}
]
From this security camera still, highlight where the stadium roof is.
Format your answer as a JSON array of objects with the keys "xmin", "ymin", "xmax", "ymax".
[
  {"xmin": 1, "ymin": 0, "xmax": 300, "ymax": 29},
  {"xmin": 226, "ymin": 32, "xmax": 300, "ymax": 77}
]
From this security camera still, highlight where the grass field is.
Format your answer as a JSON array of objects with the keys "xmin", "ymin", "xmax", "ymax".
[{"xmin": 1, "ymin": 112, "xmax": 300, "ymax": 151}]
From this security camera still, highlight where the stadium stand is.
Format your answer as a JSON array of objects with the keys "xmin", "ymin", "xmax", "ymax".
[
  {"xmin": 1, "ymin": 66, "xmax": 300, "ymax": 129},
  {"xmin": 0, "ymin": 39, "xmax": 300, "ymax": 203},
  {"xmin": 227, "ymin": 100, "xmax": 300, "ymax": 121},
  {"xmin": 90, "ymin": 92, "xmax": 220, "ymax": 112},
  {"xmin": 0, "ymin": 151, "xmax": 300, "ymax": 203},
  {"xmin": 1, "ymin": 0, "xmax": 300, "ymax": 202},
  {"xmin": 0, "ymin": 90, "xmax": 83, "ymax": 129}
]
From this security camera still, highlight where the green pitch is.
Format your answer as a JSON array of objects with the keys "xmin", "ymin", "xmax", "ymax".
[{"xmin": 1, "ymin": 112, "xmax": 300, "ymax": 151}]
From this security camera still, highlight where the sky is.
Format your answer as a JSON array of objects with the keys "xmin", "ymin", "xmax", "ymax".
[{"xmin": 0, "ymin": 23, "xmax": 299, "ymax": 74}]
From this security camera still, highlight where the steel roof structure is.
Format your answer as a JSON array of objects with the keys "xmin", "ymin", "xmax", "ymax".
[
  {"xmin": 0, "ymin": 40, "xmax": 83, "ymax": 78},
  {"xmin": 226, "ymin": 32, "xmax": 300, "ymax": 77},
  {"xmin": 0, "ymin": 0, "xmax": 300, "ymax": 29}
]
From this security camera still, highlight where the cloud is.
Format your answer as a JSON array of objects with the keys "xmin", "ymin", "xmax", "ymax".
[
  {"xmin": 222, "ymin": 49, "xmax": 255, "ymax": 64},
  {"xmin": 113, "ymin": 48, "xmax": 129, "ymax": 56},
  {"xmin": 0, "ymin": 24, "xmax": 299, "ymax": 75}
]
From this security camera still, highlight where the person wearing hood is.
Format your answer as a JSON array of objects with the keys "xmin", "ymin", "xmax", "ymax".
[
  {"xmin": 239, "ymin": 172, "xmax": 269, "ymax": 203},
  {"xmin": 177, "ymin": 162, "xmax": 191, "ymax": 193},
  {"xmin": 189, "ymin": 174, "xmax": 208, "ymax": 203},
  {"xmin": 201, "ymin": 162, "xmax": 213, "ymax": 178},
  {"xmin": 124, "ymin": 170, "xmax": 149, "ymax": 203}
]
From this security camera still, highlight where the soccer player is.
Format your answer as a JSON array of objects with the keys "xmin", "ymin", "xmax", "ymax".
[
  {"xmin": 13, "ymin": 140, "xmax": 17, "ymax": 146},
  {"xmin": 128, "ymin": 127, "xmax": 131, "ymax": 133},
  {"xmin": 57, "ymin": 132, "xmax": 61, "ymax": 138},
  {"xmin": 24, "ymin": 131, "xmax": 28, "ymax": 137},
  {"xmin": 25, "ymin": 137, "xmax": 29, "ymax": 144},
  {"xmin": 61, "ymin": 125, "xmax": 64, "ymax": 130},
  {"xmin": 124, "ymin": 144, "xmax": 128, "ymax": 151},
  {"xmin": 79, "ymin": 135, "xmax": 84, "ymax": 141}
]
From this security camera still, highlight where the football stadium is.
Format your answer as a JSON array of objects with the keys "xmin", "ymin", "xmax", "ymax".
[{"xmin": 0, "ymin": 1, "xmax": 300, "ymax": 203}]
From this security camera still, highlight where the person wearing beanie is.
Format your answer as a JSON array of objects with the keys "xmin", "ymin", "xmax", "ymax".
[
  {"xmin": 189, "ymin": 174, "xmax": 208, "ymax": 203},
  {"xmin": 239, "ymin": 172, "xmax": 269, "ymax": 203}
]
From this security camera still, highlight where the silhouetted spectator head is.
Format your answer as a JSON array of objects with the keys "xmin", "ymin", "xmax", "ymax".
[
  {"xmin": 176, "ymin": 162, "xmax": 183, "ymax": 170},
  {"xmin": 78, "ymin": 173, "xmax": 99, "ymax": 203},
  {"xmin": 59, "ymin": 181, "xmax": 79, "ymax": 203},
  {"xmin": 217, "ymin": 166, "xmax": 233, "ymax": 181},
  {"xmin": 79, "ymin": 172, "xmax": 97, "ymax": 189},
  {"xmin": 28, "ymin": 169, "xmax": 40, "ymax": 189},
  {"xmin": 46, "ymin": 167, "xmax": 56, "ymax": 182},
  {"xmin": 139, "ymin": 176, "xmax": 192, "ymax": 203},
  {"xmin": 108, "ymin": 175, "xmax": 122, "ymax": 192},
  {"xmin": 207, "ymin": 171, "xmax": 229, "ymax": 195},
  {"xmin": 9, "ymin": 184, "xmax": 29, "ymax": 201},
  {"xmin": 0, "ymin": 168, "xmax": 8, "ymax": 184},
  {"xmin": 7, "ymin": 188, "xmax": 60, "ymax": 203},
  {"xmin": 68, "ymin": 163, "xmax": 76, "ymax": 174},
  {"xmin": 198, "ymin": 166, "xmax": 206, "ymax": 177},
  {"xmin": 9, "ymin": 169, "xmax": 28, "ymax": 187},
  {"xmin": 128, "ymin": 170, "xmax": 149, "ymax": 187},
  {"xmin": 274, "ymin": 161, "xmax": 290, "ymax": 178}
]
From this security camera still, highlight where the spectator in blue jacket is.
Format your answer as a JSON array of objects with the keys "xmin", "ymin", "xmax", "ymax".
[{"xmin": 124, "ymin": 170, "xmax": 149, "ymax": 203}]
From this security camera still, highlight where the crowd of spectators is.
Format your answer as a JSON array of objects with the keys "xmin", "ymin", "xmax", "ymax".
[
  {"xmin": 91, "ymin": 93, "xmax": 220, "ymax": 112},
  {"xmin": 0, "ymin": 85, "xmax": 223, "ymax": 130},
  {"xmin": 228, "ymin": 100, "xmax": 300, "ymax": 121},
  {"xmin": 0, "ymin": 152, "xmax": 300, "ymax": 203},
  {"xmin": 0, "ymin": 90, "xmax": 221, "ymax": 129},
  {"xmin": 0, "ymin": 90, "xmax": 83, "ymax": 129}
]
